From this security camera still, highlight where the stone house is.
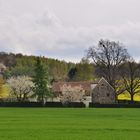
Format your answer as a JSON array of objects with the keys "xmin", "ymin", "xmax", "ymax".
[
  {"xmin": 91, "ymin": 77, "xmax": 116, "ymax": 104},
  {"xmin": 52, "ymin": 81, "xmax": 94, "ymax": 104},
  {"xmin": 52, "ymin": 77, "xmax": 116, "ymax": 104}
]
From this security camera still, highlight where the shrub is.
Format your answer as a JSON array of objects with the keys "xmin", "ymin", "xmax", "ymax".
[{"xmin": 60, "ymin": 84, "xmax": 85, "ymax": 104}]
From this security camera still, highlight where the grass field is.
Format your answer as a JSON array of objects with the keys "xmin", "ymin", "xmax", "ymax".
[{"xmin": 0, "ymin": 108, "xmax": 140, "ymax": 140}]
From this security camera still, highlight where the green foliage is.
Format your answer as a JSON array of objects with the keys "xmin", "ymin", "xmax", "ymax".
[
  {"xmin": 68, "ymin": 67, "xmax": 77, "ymax": 80},
  {"xmin": 32, "ymin": 57, "xmax": 50, "ymax": 103},
  {"xmin": 47, "ymin": 59, "xmax": 72, "ymax": 81},
  {"xmin": 2, "ymin": 53, "xmax": 75, "ymax": 81},
  {"xmin": 68, "ymin": 59, "xmax": 95, "ymax": 81},
  {"xmin": 74, "ymin": 61, "xmax": 95, "ymax": 81},
  {"xmin": 2, "ymin": 52, "xmax": 95, "ymax": 82},
  {"xmin": 0, "ymin": 77, "xmax": 4, "ymax": 98},
  {"xmin": 4, "ymin": 56, "xmax": 36, "ymax": 78}
]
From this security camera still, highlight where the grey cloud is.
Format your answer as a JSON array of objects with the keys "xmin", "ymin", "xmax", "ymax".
[{"xmin": 0, "ymin": 0, "xmax": 140, "ymax": 62}]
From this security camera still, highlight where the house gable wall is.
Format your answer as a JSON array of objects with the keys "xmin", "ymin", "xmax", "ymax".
[{"xmin": 92, "ymin": 78, "xmax": 115, "ymax": 104}]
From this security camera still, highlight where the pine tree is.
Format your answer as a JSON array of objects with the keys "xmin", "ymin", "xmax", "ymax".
[{"xmin": 33, "ymin": 57, "xmax": 50, "ymax": 104}]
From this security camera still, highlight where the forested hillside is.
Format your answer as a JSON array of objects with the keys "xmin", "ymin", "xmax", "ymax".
[{"xmin": 0, "ymin": 52, "xmax": 95, "ymax": 82}]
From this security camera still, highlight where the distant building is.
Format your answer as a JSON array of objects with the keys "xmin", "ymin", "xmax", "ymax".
[
  {"xmin": 91, "ymin": 77, "xmax": 116, "ymax": 104},
  {"xmin": 52, "ymin": 77, "xmax": 116, "ymax": 105},
  {"xmin": 52, "ymin": 81, "xmax": 94, "ymax": 96},
  {"xmin": 52, "ymin": 81, "xmax": 94, "ymax": 105}
]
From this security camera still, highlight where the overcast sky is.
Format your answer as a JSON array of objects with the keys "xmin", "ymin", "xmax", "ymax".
[{"xmin": 0, "ymin": 0, "xmax": 140, "ymax": 62}]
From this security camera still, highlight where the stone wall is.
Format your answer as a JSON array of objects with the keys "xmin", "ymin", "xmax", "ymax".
[{"xmin": 92, "ymin": 78, "xmax": 115, "ymax": 104}]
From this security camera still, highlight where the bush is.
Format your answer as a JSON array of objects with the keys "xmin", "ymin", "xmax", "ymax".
[
  {"xmin": 0, "ymin": 102, "xmax": 43, "ymax": 107},
  {"xmin": 0, "ymin": 101, "xmax": 85, "ymax": 108},
  {"xmin": 45, "ymin": 102, "xmax": 63, "ymax": 107},
  {"xmin": 60, "ymin": 85, "xmax": 85, "ymax": 104},
  {"xmin": 118, "ymin": 100, "xmax": 140, "ymax": 104},
  {"xmin": 63, "ymin": 102, "xmax": 85, "ymax": 108},
  {"xmin": 89, "ymin": 103, "xmax": 140, "ymax": 108}
]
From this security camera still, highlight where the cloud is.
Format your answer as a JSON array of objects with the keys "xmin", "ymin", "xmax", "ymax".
[
  {"xmin": 0, "ymin": 8, "xmax": 140, "ymax": 62},
  {"xmin": 0, "ymin": 11, "xmax": 92, "ymax": 61}
]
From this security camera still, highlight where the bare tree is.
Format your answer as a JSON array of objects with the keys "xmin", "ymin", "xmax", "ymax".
[
  {"xmin": 87, "ymin": 39, "xmax": 130, "ymax": 93},
  {"xmin": 7, "ymin": 76, "xmax": 34, "ymax": 102},
  {"xmin": 119, "ymin": 61, "xmax": 140, "ymax": 103},
  {"xmin": 60, "ymin": 84, "xmax": 85, "ymax": 104}
]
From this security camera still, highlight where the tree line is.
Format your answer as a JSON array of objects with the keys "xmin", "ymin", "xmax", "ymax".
[
  {"xmin": 0, "ymin": 39, "xmax": 140, "ymax": 103},
  {"xmin": 0, "ymin": 52, "xmax": 95, "ymax": 103},
  {"xmin": 0, "ymin": 52, "xmax": 94, "ymax": 82}
]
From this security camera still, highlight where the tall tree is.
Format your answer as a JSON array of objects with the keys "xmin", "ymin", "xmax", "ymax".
[
  {"xmin": 87, "ymin": 39, "xmax": 130, "ymax": 92},
  {"xmin": 119, "ymin": 61, "xmax": 140, "ymax": 103},
  {"xmin": 73, "ymin": 59, "xmax": 95, "ymax": 81},
  {"xmin": 32, "ymin": 57, "xmax": 50, "ymax": 103},
  {"xmin": 68, "ymin": 67, "xmax": 77, "ymax": 81}
]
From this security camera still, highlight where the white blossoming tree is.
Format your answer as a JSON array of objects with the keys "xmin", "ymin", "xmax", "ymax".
[
  {"xmin": 7, "ymin": 76, "xmax": 34, "ymax": 102},
  {"xmin": 60, "ymin": 84, "xmax": 85, "ymax": 104}
]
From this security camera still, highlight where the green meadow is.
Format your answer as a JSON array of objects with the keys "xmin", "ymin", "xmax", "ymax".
[{"xmin": 0, "ymin": 108, "xmax": 140, "ymax": 140}]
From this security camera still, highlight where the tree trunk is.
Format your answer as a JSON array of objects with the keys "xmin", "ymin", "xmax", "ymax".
[
  {"xmin": 41, "ymin": 95, "xmax": 45, "ymax": 106},
  {"xmin": 130, "ymin": 94, "xmax": 134, "ymax": 104}
]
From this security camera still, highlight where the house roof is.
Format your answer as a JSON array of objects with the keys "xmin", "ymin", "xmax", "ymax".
[
  {"xmin": 52, "ymin": 81, "xmax": 98, "ymax": 93},
  {"xmin": 92, "ymin": 77, "xmax": 115, "ymax": 91},
  {"xmin": 52, "ymin": 78, "xmax": 114, "ymax": 96}
]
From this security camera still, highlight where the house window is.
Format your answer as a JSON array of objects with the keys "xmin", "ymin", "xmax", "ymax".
[{"xmin": 106, "ymin": 93, "xmax": 110, "ymax": 97}]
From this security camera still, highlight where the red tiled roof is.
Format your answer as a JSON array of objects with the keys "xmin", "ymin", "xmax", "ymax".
[{"xmin": 52, "ymin": 81, "xmax": 98, "ymax": 93}]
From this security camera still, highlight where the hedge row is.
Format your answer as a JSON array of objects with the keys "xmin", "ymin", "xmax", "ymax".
[
  {"xmin": 63, "ymin": 102, "xmax": 85, "ymax": 108},
  {"xmin": 0, "ymin": 102, "xmax": 85, "ymax": 108},
  {"xmin": 118, "ymin": 100, "xmax": 140, "ymax": 104},
  {"xmin": 0, "ymin": 102, "xmax": 43, "ymax": 107},
  {"xmin": 0, "ymin": 102, "xmax": 140, "ymax": 108},
  {"xmin": 45, "ymin": 102, "xmax": 63, "ymax": 107},
  {"xmin": 45, "ymin": 102, "xmax": 85, "ymax": 108},
  {"xmin": 89, "ymin": 103, "xmax": 140, "ymax": 108}
]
